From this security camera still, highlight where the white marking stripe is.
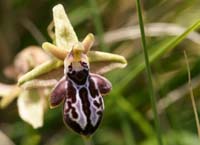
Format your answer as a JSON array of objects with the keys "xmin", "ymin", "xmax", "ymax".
[
  {"xmin": 89, "ymin": 78, "xmax": 104, "ymax": 126},
  {"xmin": 65, "ymin": 75, "xmax": 104, "ymax": 130}
]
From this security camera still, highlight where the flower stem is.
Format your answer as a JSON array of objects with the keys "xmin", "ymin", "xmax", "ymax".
[{"xmin": 82, "ymin": 136, "xmax": 94, "ymax": 145}]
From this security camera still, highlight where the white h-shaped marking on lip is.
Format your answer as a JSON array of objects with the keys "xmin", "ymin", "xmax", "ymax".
[
  {"xmin": 73, "ymin": 92, "xmax": 87, "ymax": 129},
  {"xmin": 67, "ymin": 81, "xmax": 88, "ymax": 130},
  {"xmin": 71, "ymin": 78, "xmax": 103, "ymax": 129}
]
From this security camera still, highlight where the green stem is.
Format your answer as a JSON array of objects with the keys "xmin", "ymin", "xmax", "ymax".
[
  {"xmin": 88, "ymin": 0, "xmax": 106, "ymax": 51},
  {"xmin": 82, "ymin": 136, "xmax": 94, "ymax": 145},
  {"xmin": 135, "ymin": 0, "xmax": 163, "ymax": 145}
]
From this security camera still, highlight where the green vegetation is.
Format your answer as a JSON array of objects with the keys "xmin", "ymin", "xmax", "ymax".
[{"xmin": 0, "ymin": 0, "xmax": 200, "ymax": 145}]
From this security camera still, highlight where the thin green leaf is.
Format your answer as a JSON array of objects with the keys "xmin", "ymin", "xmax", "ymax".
[
  {"xmin": 121, "ymin": 117, "xmax": 136, "ymax": 145},
  {"xmin": 135, "ymin": 1, "xmax": 163, "ymax": 144},
  {"xmin": 184, "ymin": 51, "xmax": 200, "ymax": 138},
  {"xmin": 118, "ymin": 20, "xmax": 200, "ymax": 91},
  {"xmin": 117, "ymin": 96, "xmax": 154, "ymax": 137}
]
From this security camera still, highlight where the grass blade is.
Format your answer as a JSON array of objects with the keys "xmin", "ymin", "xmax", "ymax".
[
  {"xmin": 117, "ymin": 97, "xmax": 154, "ymax": 136},
  {"xmin": 115, "ymin": 20, "xmax": 200, "ymax": 91},
  {"xmin": 135, "ymin": 0, "xmax": 163, "ymax": 145},
  {"xmin": 184, "ymin": 51, "xmax": 200, "ymax": 138}
]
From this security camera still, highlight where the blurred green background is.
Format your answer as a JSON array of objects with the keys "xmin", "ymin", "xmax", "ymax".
[{"xmin": 0, "ymin": 0, "xmax": 200, "ymax": 145}]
